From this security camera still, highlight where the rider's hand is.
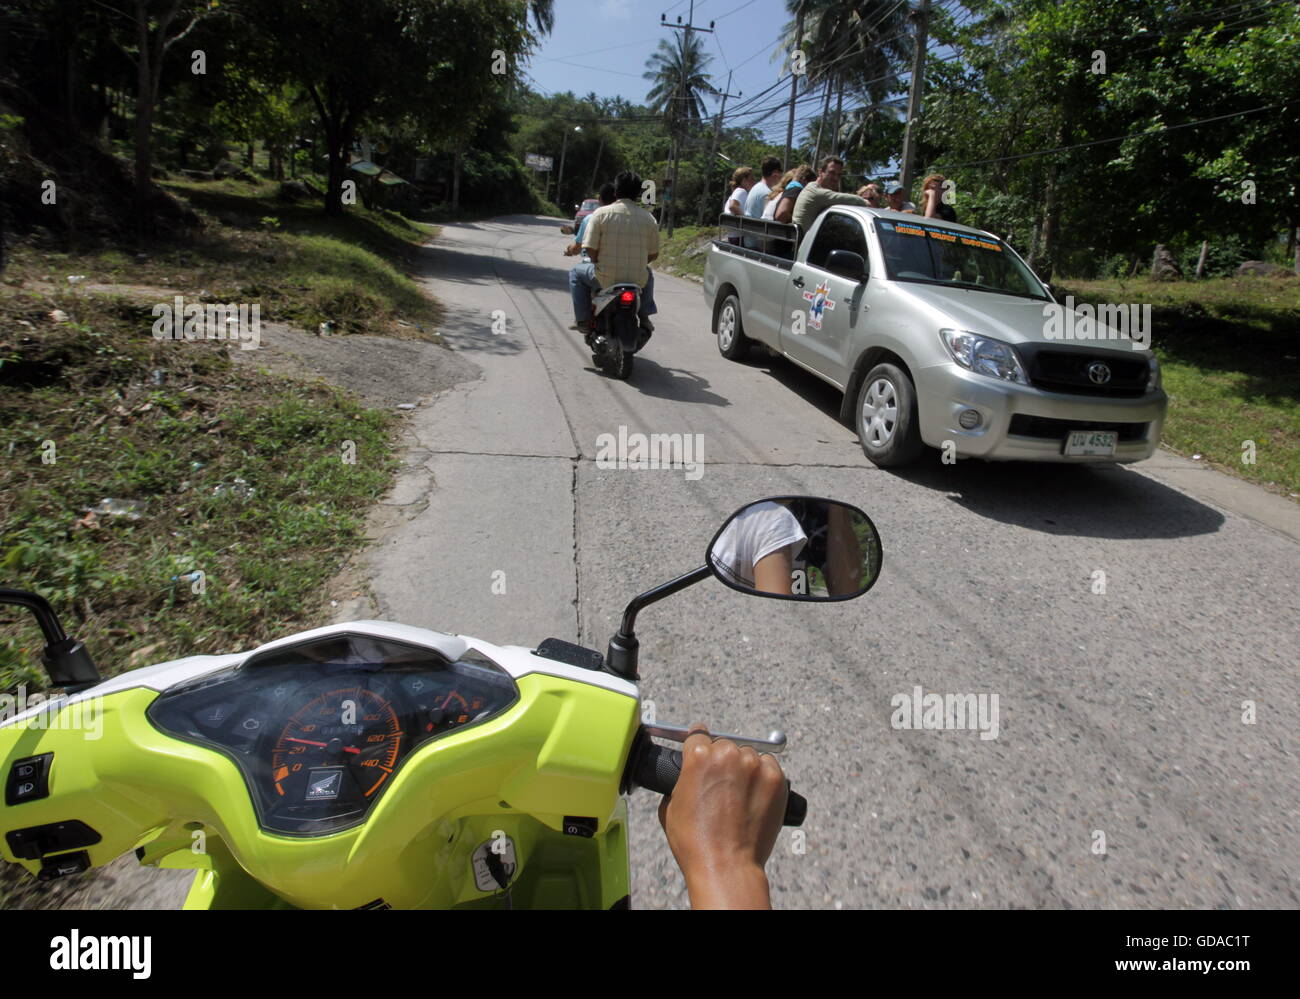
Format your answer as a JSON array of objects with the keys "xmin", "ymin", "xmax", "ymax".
[
  {"xmin": 563, "ymin": 242, "xmax": 581, "ymax": 256},
  {"xmin": 657, "ymin": 725, "xmax": 787, "ymax": 909}
]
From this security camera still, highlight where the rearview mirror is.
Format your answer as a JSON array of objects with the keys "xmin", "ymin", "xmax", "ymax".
[{"xmin": 707, "ymin": 497, "xmax": 881, "ymax": 600}]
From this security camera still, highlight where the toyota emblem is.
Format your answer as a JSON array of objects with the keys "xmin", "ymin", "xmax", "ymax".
[{"xmin": 1087, "ymin": 361, "xmax": 1112, "ymax": 384}]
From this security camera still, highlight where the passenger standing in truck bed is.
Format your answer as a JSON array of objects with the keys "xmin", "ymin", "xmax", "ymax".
[{"xmin": 791, "ymin": 157, "xmax": 868, "ymax": 233}]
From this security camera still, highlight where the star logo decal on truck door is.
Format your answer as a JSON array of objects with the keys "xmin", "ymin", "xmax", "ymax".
[{"xmin": 802, "ymin": 280, "xmax": 836, "ymax": 330}]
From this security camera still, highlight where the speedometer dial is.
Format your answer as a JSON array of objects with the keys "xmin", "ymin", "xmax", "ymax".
[{"xmin": 270, "ymin": 688, "xmax": 402, "ymax": 804}]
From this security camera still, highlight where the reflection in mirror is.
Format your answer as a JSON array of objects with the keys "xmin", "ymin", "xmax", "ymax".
[{"xmin": 707, "ymin": 497, "xmax": 882, "ymax": 600}]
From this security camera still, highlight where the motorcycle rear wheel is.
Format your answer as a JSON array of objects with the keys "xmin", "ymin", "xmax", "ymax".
[{"xmin": 592, "ymin": 331, "xmax": 633, "ymax": 380}]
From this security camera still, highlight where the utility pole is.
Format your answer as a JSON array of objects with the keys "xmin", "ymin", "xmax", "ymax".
[
  {"xmin": 555, "ymin": 124, "xmax": 581, "ymax": 212},
  {"xmin": 662, "ymin": 3, "xmax": 714, "ymax": 237},
  {"xmin": 588, "ymin": 136, "xmax": 604, "ymax": 192},
  {"xmin": 812, "ymin": 80, "xmax": 831, "ymax": 166},
  {"xmin": 700, "ymin": 70, "xmax": 741, "ymax": 225},
  {"xmin": 899, "ymin": 0, "xmax": 931, "ymax": 196},
  {"xmin": 784, "ymin": 1, "xmax": 805, "ymax": 170}
]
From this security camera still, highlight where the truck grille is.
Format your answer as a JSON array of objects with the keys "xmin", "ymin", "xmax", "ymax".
[
  {"xmin": 1018, "ymin": 345, "xmax": 1150, "ymax": 397},
  {"xmin": 1008, "ymin": 415, "xmax": 1148, "ymax": 441}
]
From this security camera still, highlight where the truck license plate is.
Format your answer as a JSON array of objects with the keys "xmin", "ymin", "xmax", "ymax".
[{"xmin": 1063, "ymin": 430, "xmax": 1117, "ymax": 456}]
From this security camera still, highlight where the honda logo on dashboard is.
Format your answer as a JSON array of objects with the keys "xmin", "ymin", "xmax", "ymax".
[{"xmin": 1087, "ymin": 361, "xmax": 1112, "ymax": 384}]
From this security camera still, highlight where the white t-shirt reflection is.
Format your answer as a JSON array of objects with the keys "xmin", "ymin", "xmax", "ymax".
[{"xmin": 711, "ymin": 502, "xmax": 808, "ymax": 590}]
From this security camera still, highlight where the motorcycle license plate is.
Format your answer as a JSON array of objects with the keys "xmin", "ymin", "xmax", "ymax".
[{"xmin": 1063, "ymin": 430, "xmax": 1117, "ymax": 456}]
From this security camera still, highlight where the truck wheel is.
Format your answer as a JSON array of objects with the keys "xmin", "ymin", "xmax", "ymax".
[
  {"xmin": 855, "ymin": 363, "xmax": 923, "ymax": 467},
  {"xmin": 714, "ymin": 293, "xmax": 750, "ymax": 360}
]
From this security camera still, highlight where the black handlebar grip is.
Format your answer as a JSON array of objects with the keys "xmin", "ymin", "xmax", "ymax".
[{"xmin": 631, "ymin": 741, "xmax": 807, "ymax": 827}]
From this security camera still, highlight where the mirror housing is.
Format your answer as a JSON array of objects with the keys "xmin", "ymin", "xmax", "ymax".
[
  {"xmin": 825, "ymin": 249, "xmax": 867, "ymax": 282},
  {"xmin": 707, "ymin": 497, "xmax": 882, "ymax": 601},
  {"xmin": 0, "ymin": 589, "xmax": 102, "ymax": 692}
]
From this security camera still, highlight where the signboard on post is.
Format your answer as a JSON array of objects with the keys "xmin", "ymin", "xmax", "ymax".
[{"xmin": 524, "ymin": 153, "xmax": 554, "ymax": 171}]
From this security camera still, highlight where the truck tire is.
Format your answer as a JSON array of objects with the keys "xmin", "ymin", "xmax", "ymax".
[
  {"xmin": 855, "ymin": 362, "xmax": 924, "ymax": 467},
  {"xmin": 714, "ymin": 293, "xmax": 750, "ymax": 360}
]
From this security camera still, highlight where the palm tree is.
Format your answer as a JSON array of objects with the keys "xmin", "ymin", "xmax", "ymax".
[
  {"xmin": 782, "ymin": 1, "xmax": 912, "ymax": 159},
  {"xmin": 832, "ymin": 99, "xmax": 906, "ymax": 172},
  {"xmin": 527, "ymin": 0, "xmax": 554, "ymax": 36},
  {"xmin": 643, "ymin": 32, "xmax": 718, "ymax": 136},
  {"xmin": 644, "ymin": 31, "xmax": 716, "ymax": 232}
]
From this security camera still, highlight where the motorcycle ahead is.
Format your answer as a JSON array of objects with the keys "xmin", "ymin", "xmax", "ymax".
[
  {"xmin": 0, "ymin": 497, "xmax": 881, "ymax": 909},
  {"xmin": 586, "ymin": 283, "xmax": 649, "ymax": 381}
]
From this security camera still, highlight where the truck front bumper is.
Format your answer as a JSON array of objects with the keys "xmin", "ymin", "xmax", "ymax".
[{"xmin": 913, "ymin": 362, "xmax": 1167, "ymax": 463}]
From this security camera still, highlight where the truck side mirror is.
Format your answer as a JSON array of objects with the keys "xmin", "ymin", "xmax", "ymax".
[{"xmin": 826, "ymin": 249, "xmax": 867, "ymax": 282}]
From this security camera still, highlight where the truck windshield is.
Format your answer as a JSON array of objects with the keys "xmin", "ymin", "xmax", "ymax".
[{"xmin": 876, "ymin": 219, "xmax": 1049, "ymax": 300}]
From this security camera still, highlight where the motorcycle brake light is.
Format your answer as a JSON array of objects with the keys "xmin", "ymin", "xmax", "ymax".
[{"xmin": 619, "ymin": 290, "xmax": 636, "ymax": 305}]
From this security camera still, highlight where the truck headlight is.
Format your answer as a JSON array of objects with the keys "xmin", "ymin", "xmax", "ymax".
[{"xmin": 939, "ymin": 329, "xmax": 1029, "ymax": 385}]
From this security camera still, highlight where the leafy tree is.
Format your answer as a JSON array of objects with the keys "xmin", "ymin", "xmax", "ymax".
[{"xmin": 243, "ymin": 0, "xmax": 535, "ymax": 216}]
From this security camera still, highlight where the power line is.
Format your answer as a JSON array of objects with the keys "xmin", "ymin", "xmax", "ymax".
[
  {"xmin": 944, "ymin": 102, "xmax": 1288, "ymax": 169},
  {"xmin": 726, "ymin": 46, "xmax": 948, "ymax": 127},
  {"xmin": 713, "ymin": 0, "xmax": 761, "ymax": 20},
  {"xmin": 712, "ymin": 24, "xmax": 731, "ymax": 72},
  {"xmin": 722, "ymin": 15, "xmax": 916, "ymax": 123},
  {"xmin": 532, "ymin": 39, "xmax": 654, "ymax": 64},
  {"xmin": 544, "ymin": 58, "xmax": 645, "ymax": 78}
]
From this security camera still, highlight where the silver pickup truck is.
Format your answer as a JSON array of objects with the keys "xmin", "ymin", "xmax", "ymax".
[{"xmin": 702, "ymin": 209, "xmax": 1167, "ymax": 467}]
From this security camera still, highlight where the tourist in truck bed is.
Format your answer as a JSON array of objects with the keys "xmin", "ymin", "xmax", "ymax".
[{"xmin": 791, "ymin": 156, "xmax": 868, "ymax": 232}]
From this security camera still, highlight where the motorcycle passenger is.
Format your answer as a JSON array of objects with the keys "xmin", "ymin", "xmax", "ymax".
[
  {"xmin": 563, "ymin": 182, "xmax": 616, "ymax": 258},
  {"xmin": 710, "ymin": 500, "xmax": 808, "ymax": 595},
  {"xmin": 569, "ymin": 170, "xmax": 659, "ymax": 336}
]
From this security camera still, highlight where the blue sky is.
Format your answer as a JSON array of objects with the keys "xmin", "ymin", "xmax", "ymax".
[{"xmin": 524, "ymin": 0, "xmax": 831, "ymax": 144}]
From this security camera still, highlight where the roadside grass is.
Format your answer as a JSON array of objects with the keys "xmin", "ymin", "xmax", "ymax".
[
  {"xmin": 1057, "ymin": 277, "xmax": 1300, "ymax": 497},
  {"xmin": 5, "ymin": 176, "xmax": 444, "ymax": 339},
  {"xmin": 652, "ymin": 225, "xmax": 713, "ymax": 281},
  {"xmin": 0, "ymin": 287, "xmax": 399, "ymax": 692}
]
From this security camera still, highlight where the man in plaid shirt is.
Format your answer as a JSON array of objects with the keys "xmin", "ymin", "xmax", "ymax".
[{"xmin": 569, "ymin": 171, "xmax": 659, "ymax": 335}]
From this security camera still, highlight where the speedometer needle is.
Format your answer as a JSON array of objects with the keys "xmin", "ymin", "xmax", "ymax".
[{"xmin": 284, "ymin": 737, "xmax": 361, "ymax": 755}]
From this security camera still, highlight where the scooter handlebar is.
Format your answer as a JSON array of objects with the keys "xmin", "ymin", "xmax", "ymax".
[{"xmin": 629, "ymin": 738, "xmax": 807, "ymax": 827}]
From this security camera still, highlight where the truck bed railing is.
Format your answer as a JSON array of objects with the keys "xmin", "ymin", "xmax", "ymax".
[
  {"xmin": 718, "ymin": 212, "xmax": 799, "ymax": 246},
  {"xmin": 715, "ymin": 213, "xmax": 801, "ymax": 264}
]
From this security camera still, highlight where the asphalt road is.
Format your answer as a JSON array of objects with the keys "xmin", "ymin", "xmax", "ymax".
[
  {"xmin": 12, "ymin": 214, "xmax": 1295, "ymax": 910},
  {"xmin": 356, "ymin": 215, "xmax": 1299, "ymax": 909}
]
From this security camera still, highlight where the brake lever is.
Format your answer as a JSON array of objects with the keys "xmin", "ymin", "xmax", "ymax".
[{"xmin": 642, "ymin": 722, "xmax": 787, "ymax": 755}]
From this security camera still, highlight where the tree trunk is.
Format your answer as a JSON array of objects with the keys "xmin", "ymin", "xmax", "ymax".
[
  {"xmin": 325, "ymin": 126, "xmax": 346, "ymax": 216},
  {"xmin": 65, "ymin": 29, "xmax": 77, "ymax": 130},
  {"xmin": 1035, "ymin": 124, "xmax": 1065, "ymax": 279},
  {"xmin": 452, "ymin": 149, "xmax": 462, "ymax": 213},
  {"xmin": 832, "ymin": 80, "xmax": 844, "ymax": 159},
  {"xmin": 132, "ymin": 1, "xmax": 154, "ymax": 226},
  {"xmin": 245, "ymin": 142, "xmax": 255, "ymax": 168},
  {"xmin": 1195, "ymin": 240, "xmax": 1209, "ymax": 279}
]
